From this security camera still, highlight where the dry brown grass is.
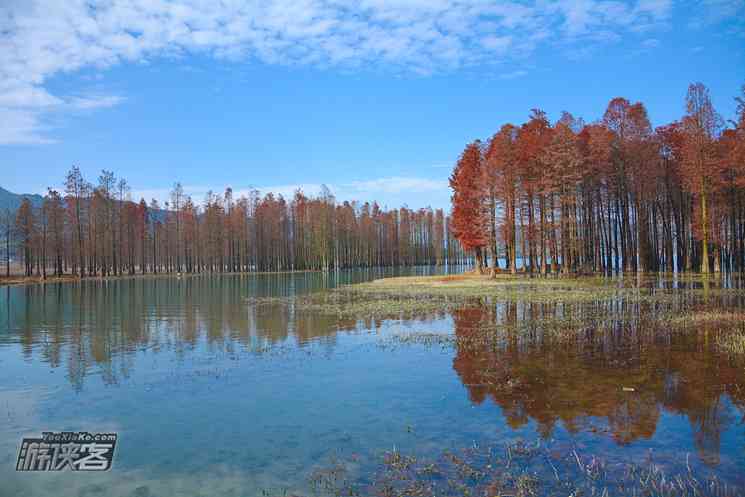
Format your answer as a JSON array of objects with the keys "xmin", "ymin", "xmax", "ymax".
[
  {"xmin": 0, "ymin": 273, "xmax": 82, "ymax": 286},
  {"xmin": 356, "ymin": 273, "xmax": 629, "ymax": 304}
]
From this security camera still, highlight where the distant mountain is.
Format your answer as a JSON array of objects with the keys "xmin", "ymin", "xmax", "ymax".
[
  {"xmin": 0, "ymin": 186, "xmax": 44, "ymax": 212},
  {"xmin": 0, "ymin": 186, "xmax": 170, "ymax": 222}
]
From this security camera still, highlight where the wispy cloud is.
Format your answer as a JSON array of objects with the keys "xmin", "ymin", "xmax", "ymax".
[
  {"xmin": 344, "ymin": 177, "xmax": 447, "ymax": 195},
  {"xmin": 480, "ymin": 35, "xmax": 513, "ymax": 53},
  {"xmin": 689, "ymin": 0, "xmax": 745, "ymax": 27},
  {"xmin": 1, "ymin": 108, "xmax": 58, "ymax": 145},
  {"xmin": 67, "ymin": 95, "xmax": 125, "ymax": 110},
  {"xmin": 130, "ymin": 176, "xmax": 450, "ymax": 209},
  {"xmin": 0, "ymin": 0, "xmax": 685, "ymax": 145},
  {"xmin": 0, "ymin": 91, "xmax": 123, "ymax": 145}
]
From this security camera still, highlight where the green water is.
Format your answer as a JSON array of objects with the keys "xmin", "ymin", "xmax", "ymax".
[{"xmin": 0, "ymin": 268, "xmax": 744, "ymax": 496}]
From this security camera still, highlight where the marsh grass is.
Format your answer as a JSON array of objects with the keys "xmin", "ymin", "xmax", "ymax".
[
  {"xmin": 354, "ymin": 274, "xmax": 635, "ymax": 304},
  {"xmin": 657, "ymin": 310, "xmax": 745, "ymax": 356},
  {"xmin": 244, "ymin": 274, "xmax": 745, "ymax": 497},
  {"xmin": 361, "ymin": 272, "xmax": 745, "ymax": 290},
  {"xmin": 246, "ymin": 274, "xmax": 745, "ymax": 355},
  {"xmin": 246, "ymin": 275, "xmax": 638, "ymax": 321},
  {"xmin": 246, "ymin": 273, "xmax": 745, "ymax": 315},
  {"xmin": 382, "ymin": 310, "xmax": 745, "ymax": 359},
  {"xmin": 381, "ymin": 313, "xmax": 680, "ymax": 351},
  {"xmin": 309, "ymin": 441, "xmax": 744, "ymax": 497},
  {"xmin": 665, "ymin": 310, "xmax": 745, "ymax": 327},
  {"xmin": 716, "ymin": 327, "xmax": 745, "ymax": 355},
  {"xmin": 339, "ymin": 273, "xmax": 745, "ymax": 309},
  {"xmin": 246, "ymin": 291, "xmax": 468, "ymax": 319}
]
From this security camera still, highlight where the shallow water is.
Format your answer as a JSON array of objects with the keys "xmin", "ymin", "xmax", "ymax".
[{"xmin": 0, "ymin": 268, "xmax": 744, "ymax": 496}]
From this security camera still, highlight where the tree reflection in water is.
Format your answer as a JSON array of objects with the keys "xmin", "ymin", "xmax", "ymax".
[
  {"xmin": 2, "ymin": 273, "xmax": 744, "ymax": 471},
  {"xmin": 450, "ymin": 300, "xmax": 745, "ymax": 466}
]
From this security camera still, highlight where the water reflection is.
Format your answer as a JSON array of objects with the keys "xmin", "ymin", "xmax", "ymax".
[
  {"xmin": 0, "ymin": 268, "xmax": 459, "ymax": 389},
  {"xmin": 450, "ymin": 301, "xmax": 745, "ymax": 466},
  {"xmin": 1, "ymin": 270, "xmax": 744, "ymax": 479}
]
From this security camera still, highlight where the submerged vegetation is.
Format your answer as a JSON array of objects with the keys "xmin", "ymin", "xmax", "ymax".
[
  {"xmin": 5, "ymin": 270, "xmax": 745, "ymax": 495},
  {"xmin": 309, "ymin": 440, "xmax": 745, "ymax": 497},
  {"xmin": 246, "ymin": 273, "xmax": 745, "ymax": 357},
  {"xmin": 293, "ymin": 273, "xmax": 745, "ymax": 496},
  {"xmin": 249, "ymin": 273, "xmax": 745, "ymax": 328}
]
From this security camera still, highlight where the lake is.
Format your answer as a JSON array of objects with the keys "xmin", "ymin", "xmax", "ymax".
[{"xmin": 1, "ymin": 268, "xmax": 744, "ymax": 496}]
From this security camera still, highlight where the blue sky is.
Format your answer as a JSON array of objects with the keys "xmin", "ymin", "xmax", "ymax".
[{"xmin": 1, "ymin": 0, "xmax": 743, "ymax": 210}]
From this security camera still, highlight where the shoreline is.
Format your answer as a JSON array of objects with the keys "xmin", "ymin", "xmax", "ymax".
[
  {"xmin": 0, "ymin": 268, "xmax": 334, "ymax": 288},
  {"xmin": 0, "ymin": 265, "xmax": 461, "ymax": 289},
  {"xmin": 2, "ymin": 267, "xmax": 737, "ymax": 289}
]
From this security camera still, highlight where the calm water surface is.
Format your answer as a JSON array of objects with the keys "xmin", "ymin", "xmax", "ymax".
[{"xmin": 1, "ymin": 268, "xmax": 744, "ymax": 496}]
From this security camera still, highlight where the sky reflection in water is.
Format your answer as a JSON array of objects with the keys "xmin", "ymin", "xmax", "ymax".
[{"xmin": 0, "ymin": 268, "xmax": 744, "ymax": 496}]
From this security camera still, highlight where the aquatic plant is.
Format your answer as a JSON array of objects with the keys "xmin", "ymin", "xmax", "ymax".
[{"xmin": 310, "ymin": 440, "xmax": 745, "ymax": 497}]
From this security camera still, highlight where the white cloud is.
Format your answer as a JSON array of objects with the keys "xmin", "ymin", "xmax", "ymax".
[
  {"xmin": 129, "ymin": 176, "xmax": 450, "ymax": 209},
  {"xmin": 0, "ymin": 92, "xmax": 124, "ymax": 145},
  {"xmin": 0, "ymin": 77, "xmax": 123, "ymax": 145},
  {"xmin": 68, "ymin": 95, "xmax": 125, "ymax": 110},
  {"xmin": 343, "ymin": 176, "xmax": 447, "ymax": 195},
  {"xmin": 0, "ymin": 108, "xmax": 57, "ymax": 145},
  {"xmin": 554, "ymin": 0, "xmax": 672, "ymax": 35},
  {"xmin": 0, "ymin": 86, "xmax": 63, "ymax": 108},
  {"xmin": 480, "ymin": 35, "xmax": 512, "ymax": 53},
  {"xmin": 0, "ymin": 0, "xmax": 694, "ymax": 144}
]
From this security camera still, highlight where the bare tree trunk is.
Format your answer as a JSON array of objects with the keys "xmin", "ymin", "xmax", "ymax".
[
  {"xmin": 474, "ymin": 247, "xmax": 485, "ymax": 274},
  {"xmin": 701, "ymin": 182, "xmax": 710, "ymax": 274},
  {"xmin": 488, "ymin": 191, "xmax": 498, "ymax": 278}
]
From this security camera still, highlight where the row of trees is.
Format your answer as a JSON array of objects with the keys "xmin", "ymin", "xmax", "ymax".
[
  {"xmin": 1, "ymin": 173, "xmax": 470, "ymax": 278},
  {"xmin": 450, "ymin": 82, "xmax": 745, "ymax": 275}
]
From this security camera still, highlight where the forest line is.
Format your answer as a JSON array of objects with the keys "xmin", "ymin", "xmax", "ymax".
[
  {"xmin": 2, "ymin": 174, "xmax": 466, "ymax": 279},
  {"xmin": 450, "ymin": 82, "xmax": 745, "ymax": 275},
  {"xmin": 4, "ymin": 81, "xmax": 745, "ymax": 280}
]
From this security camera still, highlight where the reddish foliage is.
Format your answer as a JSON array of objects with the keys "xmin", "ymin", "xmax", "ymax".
[{"xmin": 449, "ymin": 141, "xmax": 488, "ymax": 252}]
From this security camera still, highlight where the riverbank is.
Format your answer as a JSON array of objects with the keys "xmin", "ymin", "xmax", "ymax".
[
  {"xmin": 0, "ymin": 270, "xmax": 599, "ymax": 288},
  {"xmin": 0, "ymin": 268, "xmax": 334, "ymax": 288},
  {"xmin": 3, "ymin": 268, "xmax": 739, "ymax": 289},
  {"xmin": 0, "ymin": 273, "xmax": 83, "ymax": 286}
]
